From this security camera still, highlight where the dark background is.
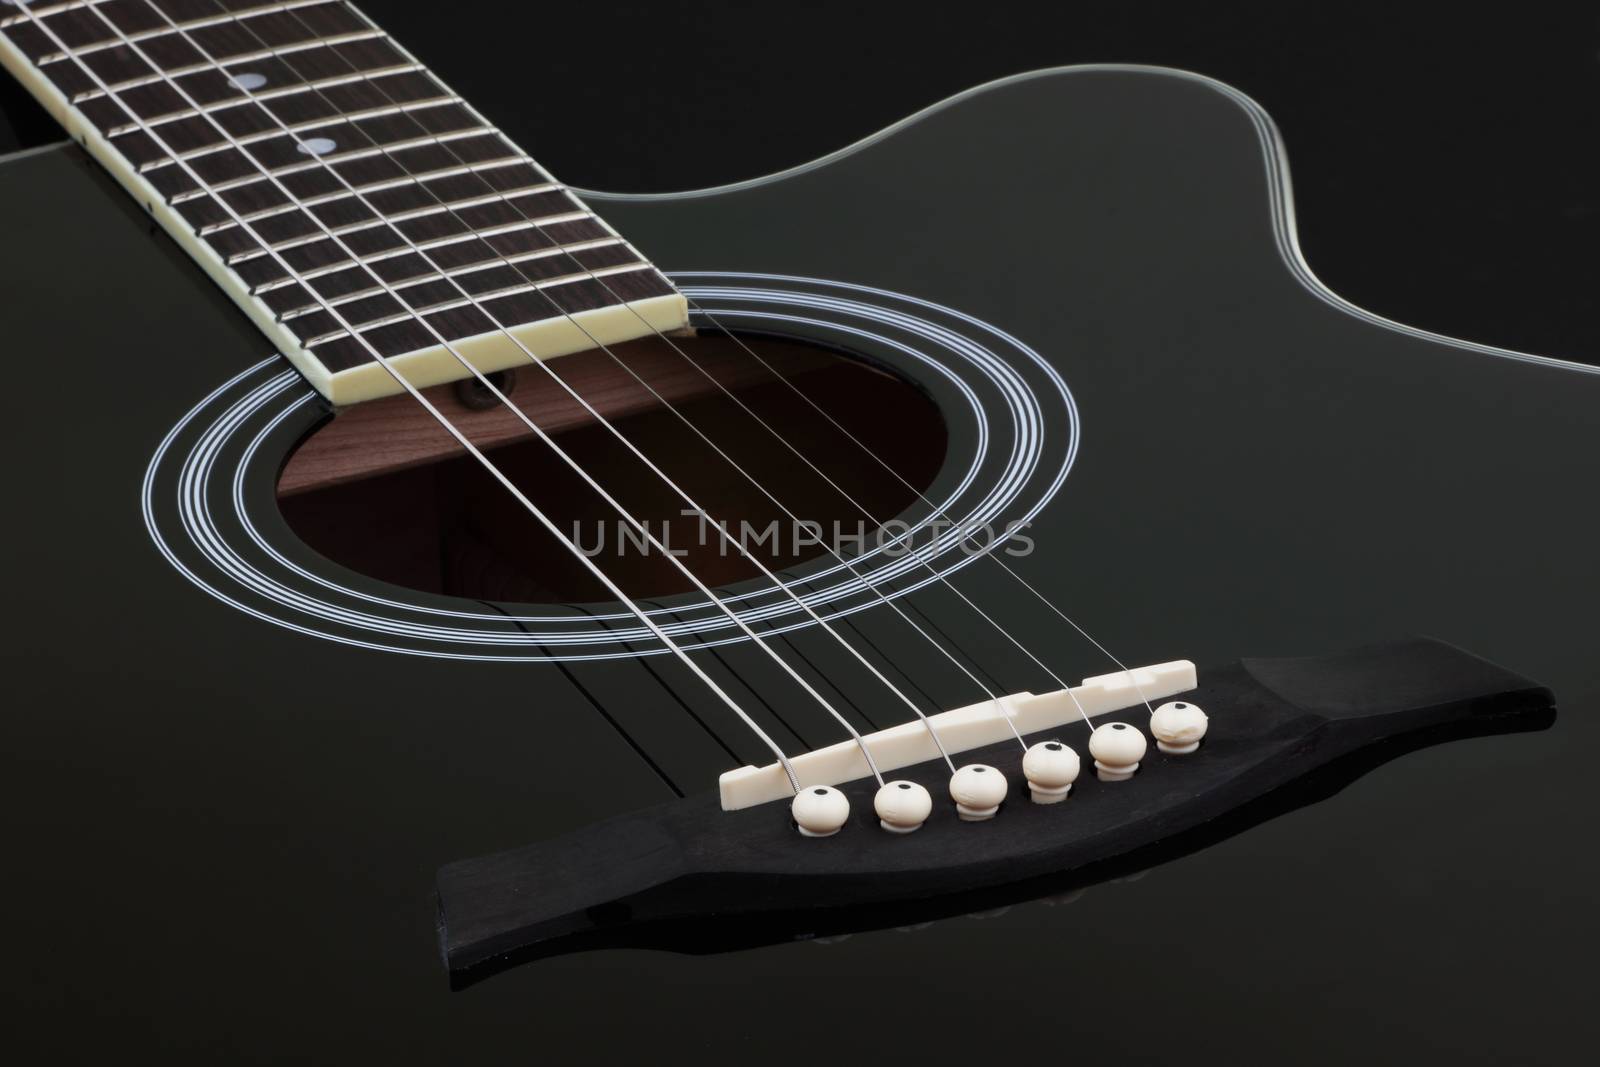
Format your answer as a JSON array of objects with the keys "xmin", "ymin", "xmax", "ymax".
[
  {"xmin": 1, "ymin": 5, "xmax": 1596, "ymax": 1063},
  {"xmin": 6, "ymin": 0, "xmax": 1596, "ymax": 364}
]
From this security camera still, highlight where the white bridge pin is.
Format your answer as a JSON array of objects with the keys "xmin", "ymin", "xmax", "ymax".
[
  {"xmin": 792, "ymin": 785, "xmax": 849, "ymax": 837},
  {"xmin": 1022, "ymin": 740, "xmax": 1080, "ymax": 803},
  {"xmin": 874, "ymin": 780, "xmax": 933, "ymax": 833},
  {"xmin": 949, "ymin": 764, "xmax": 1007, "ymax": 821},
  {"xmin": 1089, "ymin": 722, "xmax": 1147, "ymax": 781},
  {"xmin": 1150, "ymin": 701, "xmax": 1208, "ymax": 754}
]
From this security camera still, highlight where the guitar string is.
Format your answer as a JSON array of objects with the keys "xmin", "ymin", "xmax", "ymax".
[
  {"xmin": 133, "ymin": 0, "xmax": 1092, "ymax": 750},
  {"xmin": 588, "ymin": 304, "xmax": 1119, "ymax": 722},
  {"xmin": 611, "ymin": 334, "xmax": 1101, "ymax": 730},
  {"xmin": 16, "ymin": 1, "xmax": 814, "ymax": 792},
  {"xmin": 122, "ymin": 0, "xmax": 946, "ymax": 782},
  {"xmin": 40, "ymin": 1, "xmax": 1115, "ymax": 779},
  {"xmin": 194, "ymin": 0, "xmax": 990, "ymax": 765},
  {"xmin": 210, "ymin": 0, "xmax": 1033, "ymax": 753},
  {"xmin": 116, "ymin": 0, "xmax": 974, "ymax": 773},
  {"xmin": 500, "ymin": 261, "xmax": 1148, "ymax": 721},
  {"xmin": 493, "ymin": 259, "xmax": 1146, "ymax": 724},
  {"xmin": 481, "ymin": 599, "xmax": 688, "ymax": 797},
  {"xmin": 681, "ymin": 296, "xmax": 1159, "ymax": 718},
  {"xmin": 82, "ymin": 0, "xmax": 891, "ymax": 787},
  {"xmin": 569, "ymin": 597, "xmax": 799, "ymax": 758},
  {"xmin": 538, "ymin": 317, "xmax": 1047, "ymax": 744},
  {"xmin": 296, "ymin": 3, "xmax": 1126, "ymax": 733},
  {"xmin": 638, "ymin": 596, "xmax": 826, "ymax": 739},
  {"xmin": 554, "ymin": 337, "xmax": 1035, "ymax": 749},
  {"xmin": 72, "ymin": 0, "xmax": 991, "ymax": 788}
]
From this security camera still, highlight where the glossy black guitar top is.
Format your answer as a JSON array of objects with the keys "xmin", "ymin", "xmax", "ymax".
[
  {"xmin": 437, "ymin": 638, "xmax": 1553, "ymax": 984},
  {"xmin": 1, "ymin": 23, "xmax": 1596, "ymax": 1065}
]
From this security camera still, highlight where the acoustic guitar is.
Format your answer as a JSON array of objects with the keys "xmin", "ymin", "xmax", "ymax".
[{"xmin": 2, "ymin": 1, "xmax": 1594, "ymax": 1061}]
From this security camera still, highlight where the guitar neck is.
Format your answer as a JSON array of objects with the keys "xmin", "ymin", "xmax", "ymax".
[{"xmin": 0, "ymin": 0, "xmax": 688, "ymax": 405}]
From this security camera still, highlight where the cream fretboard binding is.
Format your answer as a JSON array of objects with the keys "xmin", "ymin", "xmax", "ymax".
[{"xmin": 0, "ymin": 0, "xmax": 689, "ymax": 405}]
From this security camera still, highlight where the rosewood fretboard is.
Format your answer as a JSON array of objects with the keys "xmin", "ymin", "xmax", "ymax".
[{"xmin": 0, "ymin": 0, "xmax": 688, "ymax": 404}]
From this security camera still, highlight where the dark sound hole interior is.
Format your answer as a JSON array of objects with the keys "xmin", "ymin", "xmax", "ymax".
[{"xmin": 276, "ymin": 332, "xmax": 947, "ymax": 604}]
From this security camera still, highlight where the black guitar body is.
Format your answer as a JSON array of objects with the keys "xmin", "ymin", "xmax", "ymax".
[
  {"xmin": 438, "ymin": 638, "xmax": 1554, "ymax": 984},
  {"xmin": 3, "ymin": 69, "xmax": 1596, "ymax": 1062}
]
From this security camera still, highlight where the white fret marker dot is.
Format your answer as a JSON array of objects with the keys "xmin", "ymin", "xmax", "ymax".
[
  {"xmin": 297, "ymin": 137, "xmax": 337, "ymax": 157},
  {"xmin": 227, "ymin": 72, "xmax": 267, "ymax": 91}
]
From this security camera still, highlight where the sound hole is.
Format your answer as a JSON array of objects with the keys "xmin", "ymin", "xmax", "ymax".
[{"xmin": 276, "ymin": 332, "xmax": 946, "ymax": 603}]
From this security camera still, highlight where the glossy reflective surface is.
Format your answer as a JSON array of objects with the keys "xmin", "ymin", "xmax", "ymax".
[{"xmin": 1, "ymin": 70, "xmax": 1595, "ymax": 1063}]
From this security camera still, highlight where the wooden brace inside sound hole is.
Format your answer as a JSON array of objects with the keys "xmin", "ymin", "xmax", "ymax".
[{"xmin": 273, "ymin": 332, "xmax": 949, "ymax": 602}]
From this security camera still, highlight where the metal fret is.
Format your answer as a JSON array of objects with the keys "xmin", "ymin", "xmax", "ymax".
[
  {"xmin": 139, "ymin": 91, "xmax": 460, "ymax": 165},
  {"xmin": 163, "ymin": 147, "xmax": 528, "ymax": 238},
  {"xmin": 300, "ymin": 263, "xmax": 658, "ymax": 346},
  {"xmin": 245, "ymin": 210, "xmax": 601, "ymax": 285},
  {"xmin": 106, "ymin": 69, "xmax": 466, "ymax": 170},
  {"xmin": 279, "ymin": 237, "xmax": 634, "ymax": 320},
  {"xmin": 239, "ymin": 157, "xmax": 536, "ymax": 220},
  {"xmin": 235, "ymin": 207, "xmax": 594, "ymax": 270},
  {"xmin": 61, "ymin": 38, "xmax": 415, "ymax": 141},
  {"xmin": 277, "ymin": 237, "xmax": 633, "ymax": 316},
  {"xmin": 0, "ymin": 2, "xmax": 87, "ymax": 27},
  {"xmin": 0, "ymin": 0, "xmax": 688, "ymax": 395},
  {"xmin": 164, "ymin": 123, "xmax": 496, "ymax": 197},
  {"xmin": 104, "ymin": 60, "xmax": 423, "ymax": 132},
  {"xmin": 229, "ymin": 200, "xmax": 588, "ymax": 269},
  {"xmin": 30, "ymin": 0, "xmax": 335, "ymax": 62},
  {"xmin": 1, "ymin": 2, "xmax": 296, "ymax": 28},
  {"xmin": 60, "ymin": 26, "xmax": 382, "ymax": 97},
  {"xmin": 204, "ymin": 174, "xmax": 559, "ymax": 239}
]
